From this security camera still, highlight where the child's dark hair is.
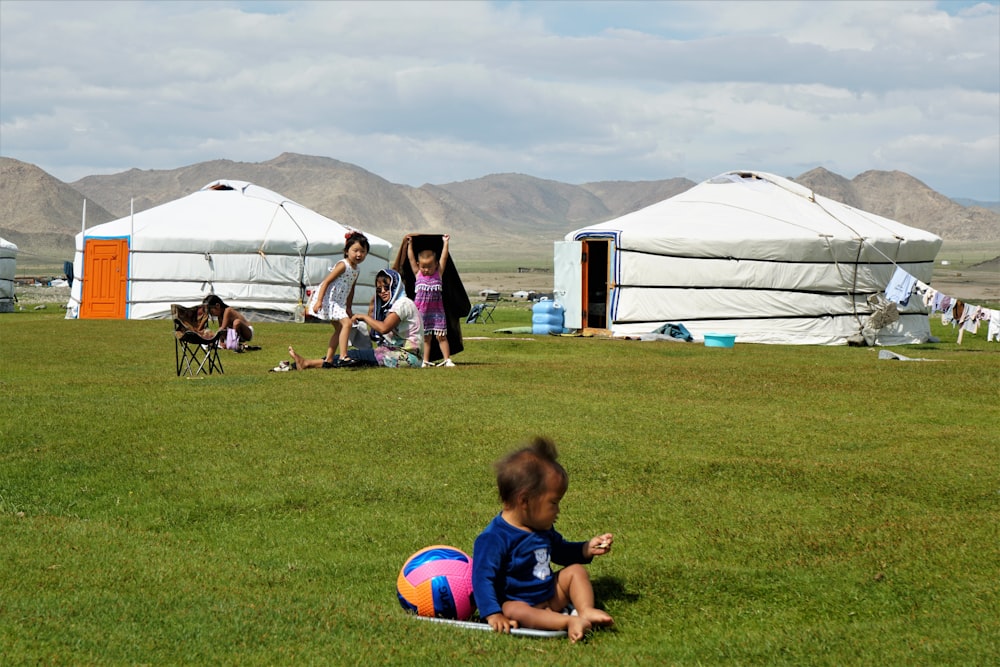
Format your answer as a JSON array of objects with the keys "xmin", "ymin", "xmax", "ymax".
[
  {"xmin": 202, "ymin": 294, "xmax": 228, "ymax": 324},
  {"xmin": 343, "ymin": 231, "xmax": 370, "ymax": 256},
  {"xmin": 494, "ymin": 436, "xmax": 568, "ymax": 505},
  {"xmin": 202, "ymin": 294, "xmax": 227, "ymax": 310}
]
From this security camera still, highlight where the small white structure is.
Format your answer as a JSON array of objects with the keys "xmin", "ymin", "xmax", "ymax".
[
  {"xmin": 556, "ymin": 171, "xmax": 942, "ymax": 345},
  {"xmin": 0, "ymin": 237, "xmax": 17, "ymax": 313},
  {"xmin": 67, "ymin": 180, "xmax": 391, "ymax": 320}
]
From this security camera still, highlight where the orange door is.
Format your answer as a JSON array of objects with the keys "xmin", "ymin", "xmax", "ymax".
[{"xmin": 80, "ymin": 238, "xmax": 129, "ymax": 319}]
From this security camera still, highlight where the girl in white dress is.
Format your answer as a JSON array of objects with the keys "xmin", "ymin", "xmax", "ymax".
[{"xmin": 308, "ymin": 231, "xmax": 370, "ymax": 366}]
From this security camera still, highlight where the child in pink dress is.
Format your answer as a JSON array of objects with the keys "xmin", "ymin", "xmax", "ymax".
[{"xmin": 405, "ymin": 234, "xmax": 453, "ymax": 367}]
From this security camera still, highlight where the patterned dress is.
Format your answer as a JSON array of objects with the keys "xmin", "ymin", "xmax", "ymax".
[
  {"xmin": 312, "ymin": 259, "xmax": 359, "ymax": 321},
  {"xmin": 414, "ymin": 270, "xmax": 447, "ymax": 336}
]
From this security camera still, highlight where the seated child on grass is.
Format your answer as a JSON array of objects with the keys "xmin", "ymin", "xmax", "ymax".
[{"xmin": 472, "ymin": 436, "xmax": 614, "ymax": 642}]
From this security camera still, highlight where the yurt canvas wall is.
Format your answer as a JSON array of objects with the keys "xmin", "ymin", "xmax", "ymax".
[
  {"xmin": 67, "ymin": 181, "xmax": 391, "ymax": 320},
  {"xmin": 556, "ymin": 171, "xmax": 943, "ymax": 345},
  {"xmin": 0, "ymin": 237, "xmax": 17, "ymax": 313}
]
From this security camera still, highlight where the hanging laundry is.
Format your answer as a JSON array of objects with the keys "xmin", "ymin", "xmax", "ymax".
[
  {"xmin": 988, "ymin": 309, "xmax": 1000, "ymax": 343},
  {"xmin": 932, "ymin": 291, "xmax": 946, "ymax": 313},
  {"xmin": 876, "ymin": 262, "xmax": 994, "ymax": 344},
  {"xmin": 922, "ymin": 286, "xmax": 937, "ymax": 309},
  {"xmin": 884, "ymin": 266, "xmax": 917, "ymax": 305},
  {"xmin": 961, "ymin": 305, "xmax": 986, "ymax": 334},
  {"xmin": 942, "ymin": 301, "xmax": 956, "ymax": 326},
  {"xmin": 919, "ymin": 281, "xmax": 998, "ymax": 344}
]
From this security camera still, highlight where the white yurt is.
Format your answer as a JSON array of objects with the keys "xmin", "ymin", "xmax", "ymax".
[
  {"xmin": 66, "ymin": 180, "xmax": 391, "ymax": 320},
  {"xmin": 555, "ymin": 171, "xmax": 942, "ymax": 345},
  {"xmin": 0, "ymin": 237, "xmax": 18, "ymax": 313}
]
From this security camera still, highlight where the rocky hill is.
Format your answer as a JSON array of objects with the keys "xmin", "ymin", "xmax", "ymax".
[
  {"xmin": 2, "ymin": 153, "xmax": 997, "ymax": 270},
  {"xmin": 0, "ymin": 158, "xmax": 116, "ymax": 266},
  {"xmin": 795, "ymin": 167, "xmax": 998, "ymax": 242},
  {"xmin": 11, "ymin": 153, "xmax": 697, "ymax": 262}
]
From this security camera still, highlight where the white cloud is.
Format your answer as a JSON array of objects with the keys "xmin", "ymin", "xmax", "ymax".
[{"xmin": 0, "ymin": 0, "xmax": 997, "ymax": 199}]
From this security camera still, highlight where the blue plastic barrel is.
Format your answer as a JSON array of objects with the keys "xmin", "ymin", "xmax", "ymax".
[{"xmin": 532, "ymin": 300, "xmax": 564, "ymax": 335}]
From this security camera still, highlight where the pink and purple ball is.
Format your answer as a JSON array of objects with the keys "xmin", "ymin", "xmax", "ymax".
[{"xmin": 396, "ymin": 545, "xmax": 476, "ymax": 621}]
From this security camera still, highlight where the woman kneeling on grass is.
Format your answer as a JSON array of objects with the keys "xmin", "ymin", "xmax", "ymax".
[{"xmin": 283, "ymin": 269, "xmax": 424, "ymax": 370}]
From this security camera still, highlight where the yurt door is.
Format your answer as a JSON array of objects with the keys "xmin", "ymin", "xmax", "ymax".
[
  {"xmin": 554, "ymin": 241, "xmax": 582, "ymax": 329},
  {"xmin": 582, "ymin": 240, "xmax": 609, "ymax": 329},
  {"xmin": 554, "ymin": 239, "xmax": 611, "ymax": 330},
  {"xmin": 80, "ymin": 238, "xmax": 128, "ymax": 319}
]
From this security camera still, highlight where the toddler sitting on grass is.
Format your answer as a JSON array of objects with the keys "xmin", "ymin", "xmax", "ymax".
[{"xmin": 472, "ymin": 436, "xmax": 614, "ymax": 642}]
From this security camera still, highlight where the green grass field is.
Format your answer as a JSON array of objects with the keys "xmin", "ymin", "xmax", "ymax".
[{"xmin": 2, "ymin": 304, "xmax": 998, "ymax": 665}]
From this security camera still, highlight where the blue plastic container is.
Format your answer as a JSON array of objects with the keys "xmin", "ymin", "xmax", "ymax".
[
  {"xmin": 532, "ymin": 300, "xmax": 565, "ymax": 335},
  {"xmin": 704, "ymin": 333, "xmax": 736, "ymax": 348}
]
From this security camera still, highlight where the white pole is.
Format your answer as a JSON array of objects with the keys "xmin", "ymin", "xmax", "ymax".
[{"xmin": 71, "ymin": 198, "xmax": 87, "ymax": 317}]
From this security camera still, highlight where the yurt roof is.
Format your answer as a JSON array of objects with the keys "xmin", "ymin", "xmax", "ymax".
[
  {"xmin": 81, "ymin": 180, "xmax": 390, "ymax": 256},
  {"xmin": 568, "ymin": 171, "xmax": 940, "ymax": 263}
]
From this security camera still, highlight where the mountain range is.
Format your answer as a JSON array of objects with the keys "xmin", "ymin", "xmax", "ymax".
[{"xmin": 2, "ymin": 153, "xmax": 997, "ymax": 269}]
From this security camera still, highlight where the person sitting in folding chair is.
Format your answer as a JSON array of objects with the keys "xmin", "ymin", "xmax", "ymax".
[{"xmin": 172, "ymin": 303, "xmax": 226, "ymax": 376}]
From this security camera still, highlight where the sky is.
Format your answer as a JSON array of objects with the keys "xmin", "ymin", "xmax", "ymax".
[{"xmin": 1, "ymin": 0, "xmax": 998, "ymax": 200}]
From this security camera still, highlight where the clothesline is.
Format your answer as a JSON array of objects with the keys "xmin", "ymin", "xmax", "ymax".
[
  {"xmin": 884, "ymin": 266, "xmax": 998, "ymax": 344},
  {"xmin": 805, "ymin": 204, "xmax": 993, "ymax": 344}
]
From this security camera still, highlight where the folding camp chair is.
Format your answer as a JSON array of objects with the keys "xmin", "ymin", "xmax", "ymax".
[
  {"xmin": 466, "ymin": 303, "xmax": 486, "ymax": 324},
  {"xmin": 468, "ymin": 292, "xmax": 500, "ymax": 324},
  {"xmin": 172, "ymin": 304, "xmax": 225, "ymax": 376}
]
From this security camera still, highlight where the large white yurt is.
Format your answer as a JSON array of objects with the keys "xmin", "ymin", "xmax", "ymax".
[
  {"xmin": 67, "ymin": 180, "xmax": 391, "ymax": 320},
  {"xmin": 555, "ymin": 171, "xmax": 942, "ymax": 345},
  {"xmin": 0, "ymin": 237, "xmax": 17, "ymax": 313}
]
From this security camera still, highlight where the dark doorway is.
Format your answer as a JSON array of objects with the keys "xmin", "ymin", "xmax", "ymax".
[{"xmin": 582, "ymin": 240, "xmax": 609, "ymax": 329}]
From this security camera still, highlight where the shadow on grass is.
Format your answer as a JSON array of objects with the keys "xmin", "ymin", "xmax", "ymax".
[
  {"xmin": 594, "ymin": 576, "xmax": 640, "ymax": 607},
  {"xmin": 906, "ymin": 344, "xmax": 994, "ymax": 353}
]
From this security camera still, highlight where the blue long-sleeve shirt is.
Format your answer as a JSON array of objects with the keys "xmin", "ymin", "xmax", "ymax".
[{"xmin": 472, "ymin": 514, "xmax": 590, "ymax": 619}]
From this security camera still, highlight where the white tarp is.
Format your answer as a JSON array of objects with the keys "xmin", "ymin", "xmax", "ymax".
[
  {"xmin": 0, "ymin": 237, "xmax": 17, "ymax": 313},
  {"xmin": 67, "ymin": 180, "xmax": 392, "ymax": 320},
  {"xmin": 560, "ymin": 171, "xmax": 943, "ymax": 345}
]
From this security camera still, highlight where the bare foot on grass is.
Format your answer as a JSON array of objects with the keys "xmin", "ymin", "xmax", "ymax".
[
  {"xmin": 579, "ymin": 608, "xmax": 614, "ymax": 627},
  {"xmin": 567, "ymin": 616, "xmax": 593, "ymax": 643}
]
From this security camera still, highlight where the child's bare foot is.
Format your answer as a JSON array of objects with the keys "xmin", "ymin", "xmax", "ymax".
[
  {"xmin": 566, "ymin": 616, "xmax": 592, "ymax": 643},
  {"xmin": 288, "ymin": 346, "xmax": 305, "ymax": 369},
  {"xmin": 579, "ymin": 608, "xmax": 614, "ymax": 626}
]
